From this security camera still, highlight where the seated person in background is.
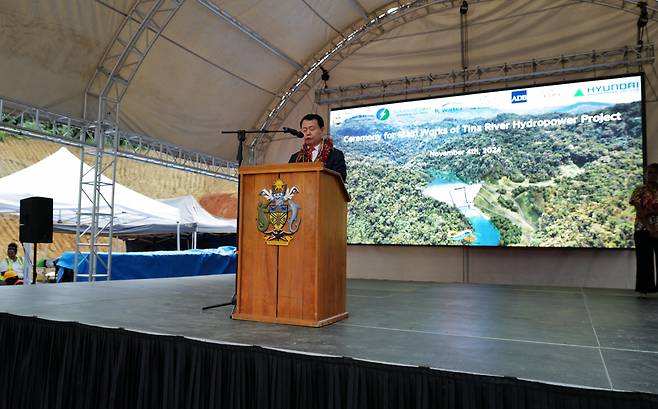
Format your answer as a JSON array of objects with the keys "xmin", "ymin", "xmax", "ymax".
[
  {"xmin": 0, "ymin": 243, "xmax": 25, "ymax": 284},
  {"xmin": 2, "ymin": 271, "xmax": 23, "ymax": 285}
]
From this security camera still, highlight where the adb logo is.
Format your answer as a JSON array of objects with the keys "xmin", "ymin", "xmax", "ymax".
[
  {"xmin": 376, "ymin": 108, "xmax": 390, "ymax": 120},
  {"xmin": 511, "ymin": 90, "xmax": 528, "ymax": 104}
]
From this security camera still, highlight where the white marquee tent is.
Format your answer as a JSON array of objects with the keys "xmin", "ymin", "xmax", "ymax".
[
  {"xmin": 0, "ymin": 147, "xmax": 183, "ymax": 235},
  {"xmin": 159, "ymin": 195, "xmax": 236, "ymax": 233}
]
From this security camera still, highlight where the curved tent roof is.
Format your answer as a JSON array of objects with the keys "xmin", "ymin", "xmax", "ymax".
[{"xmin": 0, "ymin": 0, "xmax": 656, "ymax": 163}]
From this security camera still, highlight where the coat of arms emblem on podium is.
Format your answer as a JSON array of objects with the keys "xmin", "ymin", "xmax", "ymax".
[{"xmin": 257, "ymin": 178, "xmax": 301, "ymax": 245}]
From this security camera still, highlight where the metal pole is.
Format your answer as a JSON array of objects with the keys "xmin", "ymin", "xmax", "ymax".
[{"xmin": 176, "ymin": 222, "xmax": 180, "ymax": 251}]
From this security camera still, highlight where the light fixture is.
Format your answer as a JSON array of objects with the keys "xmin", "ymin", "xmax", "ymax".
[
  {"xmin": 320, "ymin": 67, "xmax": 330, "ymax": 89},
  {"xmin": 637, "ymin": 1, "xmax": 648, "ymax": 28},
  {"xmin": 460, "ymin": 0, "xmax": 468, "ymax": 15}
]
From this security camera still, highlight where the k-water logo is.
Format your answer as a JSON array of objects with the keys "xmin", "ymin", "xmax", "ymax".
[
  {"xmin": 376, "ymin": 108, "xmax": 390, "ymax": 120},
  {"xmin": 440, "ymin": 103, "xmax": 463, "ymax": 113},
  {"xmin": 511, "ymin": 90, "xmax": 528, "ymax": 104}
]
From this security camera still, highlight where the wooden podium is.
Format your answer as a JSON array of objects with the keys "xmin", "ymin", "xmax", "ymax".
[{"xmin": 232, "ymin": 162, "xmax": 350, "ymax": 327}]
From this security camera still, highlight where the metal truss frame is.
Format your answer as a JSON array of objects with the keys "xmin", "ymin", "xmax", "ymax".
[
  {"xmin": 74, "ymin": 119, "xmax": 117, "ymax": 282},
  {"xmin": 76, "ymin": 0, "xmax": 187, "ymax": 281},
  {"xmin": 84, "ymin": 0, "xmax": 186, "ymax": 122},
  {"xmin": 315, "ymin": 44, "xmax": 655, "ymax": 105},
  {"xmin": 248, "ymin": 0, "xmax": 658, "ymax": 161},
  {"xmin": 0, "ymin": 97, "xmax": 238, "ymax": 179}
]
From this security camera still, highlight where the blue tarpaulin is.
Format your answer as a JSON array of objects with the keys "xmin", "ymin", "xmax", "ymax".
[{"xmin": 57, "ymin": 246, "xmax": 237, "ymax": 281}]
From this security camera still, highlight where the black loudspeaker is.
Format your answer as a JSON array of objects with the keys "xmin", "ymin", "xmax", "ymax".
[{"xmin": 19, "ymin": 197, "xmax": 53, "ymax": 243}]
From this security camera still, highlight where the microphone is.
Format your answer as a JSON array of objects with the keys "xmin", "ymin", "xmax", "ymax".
[{"xmin": 282, "ymin": 127, "xmax": 304, "ymax": 138}]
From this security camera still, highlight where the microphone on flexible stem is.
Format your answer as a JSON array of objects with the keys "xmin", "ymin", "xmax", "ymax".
[{"xmin": 282, "ymin": 127, "xmax": 304, "ymax": 138}]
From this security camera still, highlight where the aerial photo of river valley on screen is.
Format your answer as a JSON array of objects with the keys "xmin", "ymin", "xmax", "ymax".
[{"xmin": 331, "ymin": 76, "xmax": 643, "ymax": 248}]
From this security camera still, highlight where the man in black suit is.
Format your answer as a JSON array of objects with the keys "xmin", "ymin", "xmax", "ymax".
[{"xmin": 288, "ymin": 113, "xmax": 347, "ymax": 182}]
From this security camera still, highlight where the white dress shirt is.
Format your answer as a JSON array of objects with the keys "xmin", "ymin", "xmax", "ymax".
[{"xmin": 311, "ymin": 144, "xmax": 320, "ymax": 161}]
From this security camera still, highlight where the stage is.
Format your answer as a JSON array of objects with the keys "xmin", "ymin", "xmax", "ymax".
[{"xmin": 1, "ymin": 275, "xmax": 657, "ymax": 408}]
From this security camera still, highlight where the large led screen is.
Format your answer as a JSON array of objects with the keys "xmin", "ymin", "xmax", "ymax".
[{"xmin": 331, "ymin": 75, "xmax": 644, "ymax": 247}]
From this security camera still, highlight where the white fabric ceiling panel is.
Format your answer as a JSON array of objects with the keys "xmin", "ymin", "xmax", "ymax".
[
  {"xmin": 330, "ymin": 1, "xmax": 646, "ymax": 90},
  {"xmin": 328, "ymin": 11, "xmax": 462, "ymax": 85},
  {"xmin": 120, "ymin": 39, "xmax": 273, "ymax": 160},
  {"xmin": 463, "ymin": 2, "xmax": 637, "ymax": 67},
  {"xmin": 359, "ymin": 0, "xmax": 389, "ymax": 9},
  {"xmin": 164, "ymin": 1, "xmax": 294, "ymax": 92},
  {"xmin": 217, "ymin": 0, "xmax": 348, "ymax": 64},
  {"xmin": 98, "ymin": 0, "xmax": 134, "ymax": 14},
  {"xmin": 0, "ymin": 0, "xmax": 124, "ymax": 116},
  {"xmin": 302, "ymin": 0, "xmax": 364, "ymax": 33},
  {"xmin": 328, "ymin": 33, "xmax": 462, "ymax": 85}
]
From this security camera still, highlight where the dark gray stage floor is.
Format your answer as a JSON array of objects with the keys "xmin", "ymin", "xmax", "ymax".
[{"xmin": 1, "ymin": 275, "xmax": 657, "ymax": 394}]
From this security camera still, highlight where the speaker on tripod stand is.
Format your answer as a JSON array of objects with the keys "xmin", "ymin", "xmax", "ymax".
[{"xmin": 19, "ymin": 197, "xmax": 53, "ymax": 284}]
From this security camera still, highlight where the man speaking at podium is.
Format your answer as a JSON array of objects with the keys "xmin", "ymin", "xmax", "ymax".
[{"xmin": 288, "ymin": 113, "xmax": 347, "ymax": 182}]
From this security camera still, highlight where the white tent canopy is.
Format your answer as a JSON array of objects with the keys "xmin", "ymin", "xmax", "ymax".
[
  {"xmin": 159, "ymin": 195, "xmax": 236, "ymax": 233},
  {"xmin": 0, "ymin": 147, "xmax": 183, "ymax": 235}
]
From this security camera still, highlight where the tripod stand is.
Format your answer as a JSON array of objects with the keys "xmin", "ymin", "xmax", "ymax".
[{"xmin": 202, "ymin": 128, "xmax": 301, "ymax": 312}]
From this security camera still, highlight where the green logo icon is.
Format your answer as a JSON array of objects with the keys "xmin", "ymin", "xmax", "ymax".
[
  {"xmin": 575, "ymin": 89, "xmax": 584, "ymax": 97},
  {"xmin": 376, "ymin": 108, "xmax": 390, "ymax": 120}
]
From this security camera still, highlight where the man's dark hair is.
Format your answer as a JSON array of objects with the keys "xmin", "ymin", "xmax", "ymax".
[
  {"xmin": 300, "ymin": 113, "xmax": 324, "ymax": 129},
  {"xmin": 7, "ymin": 242, "xmax": 17, "ymax": 251}
]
